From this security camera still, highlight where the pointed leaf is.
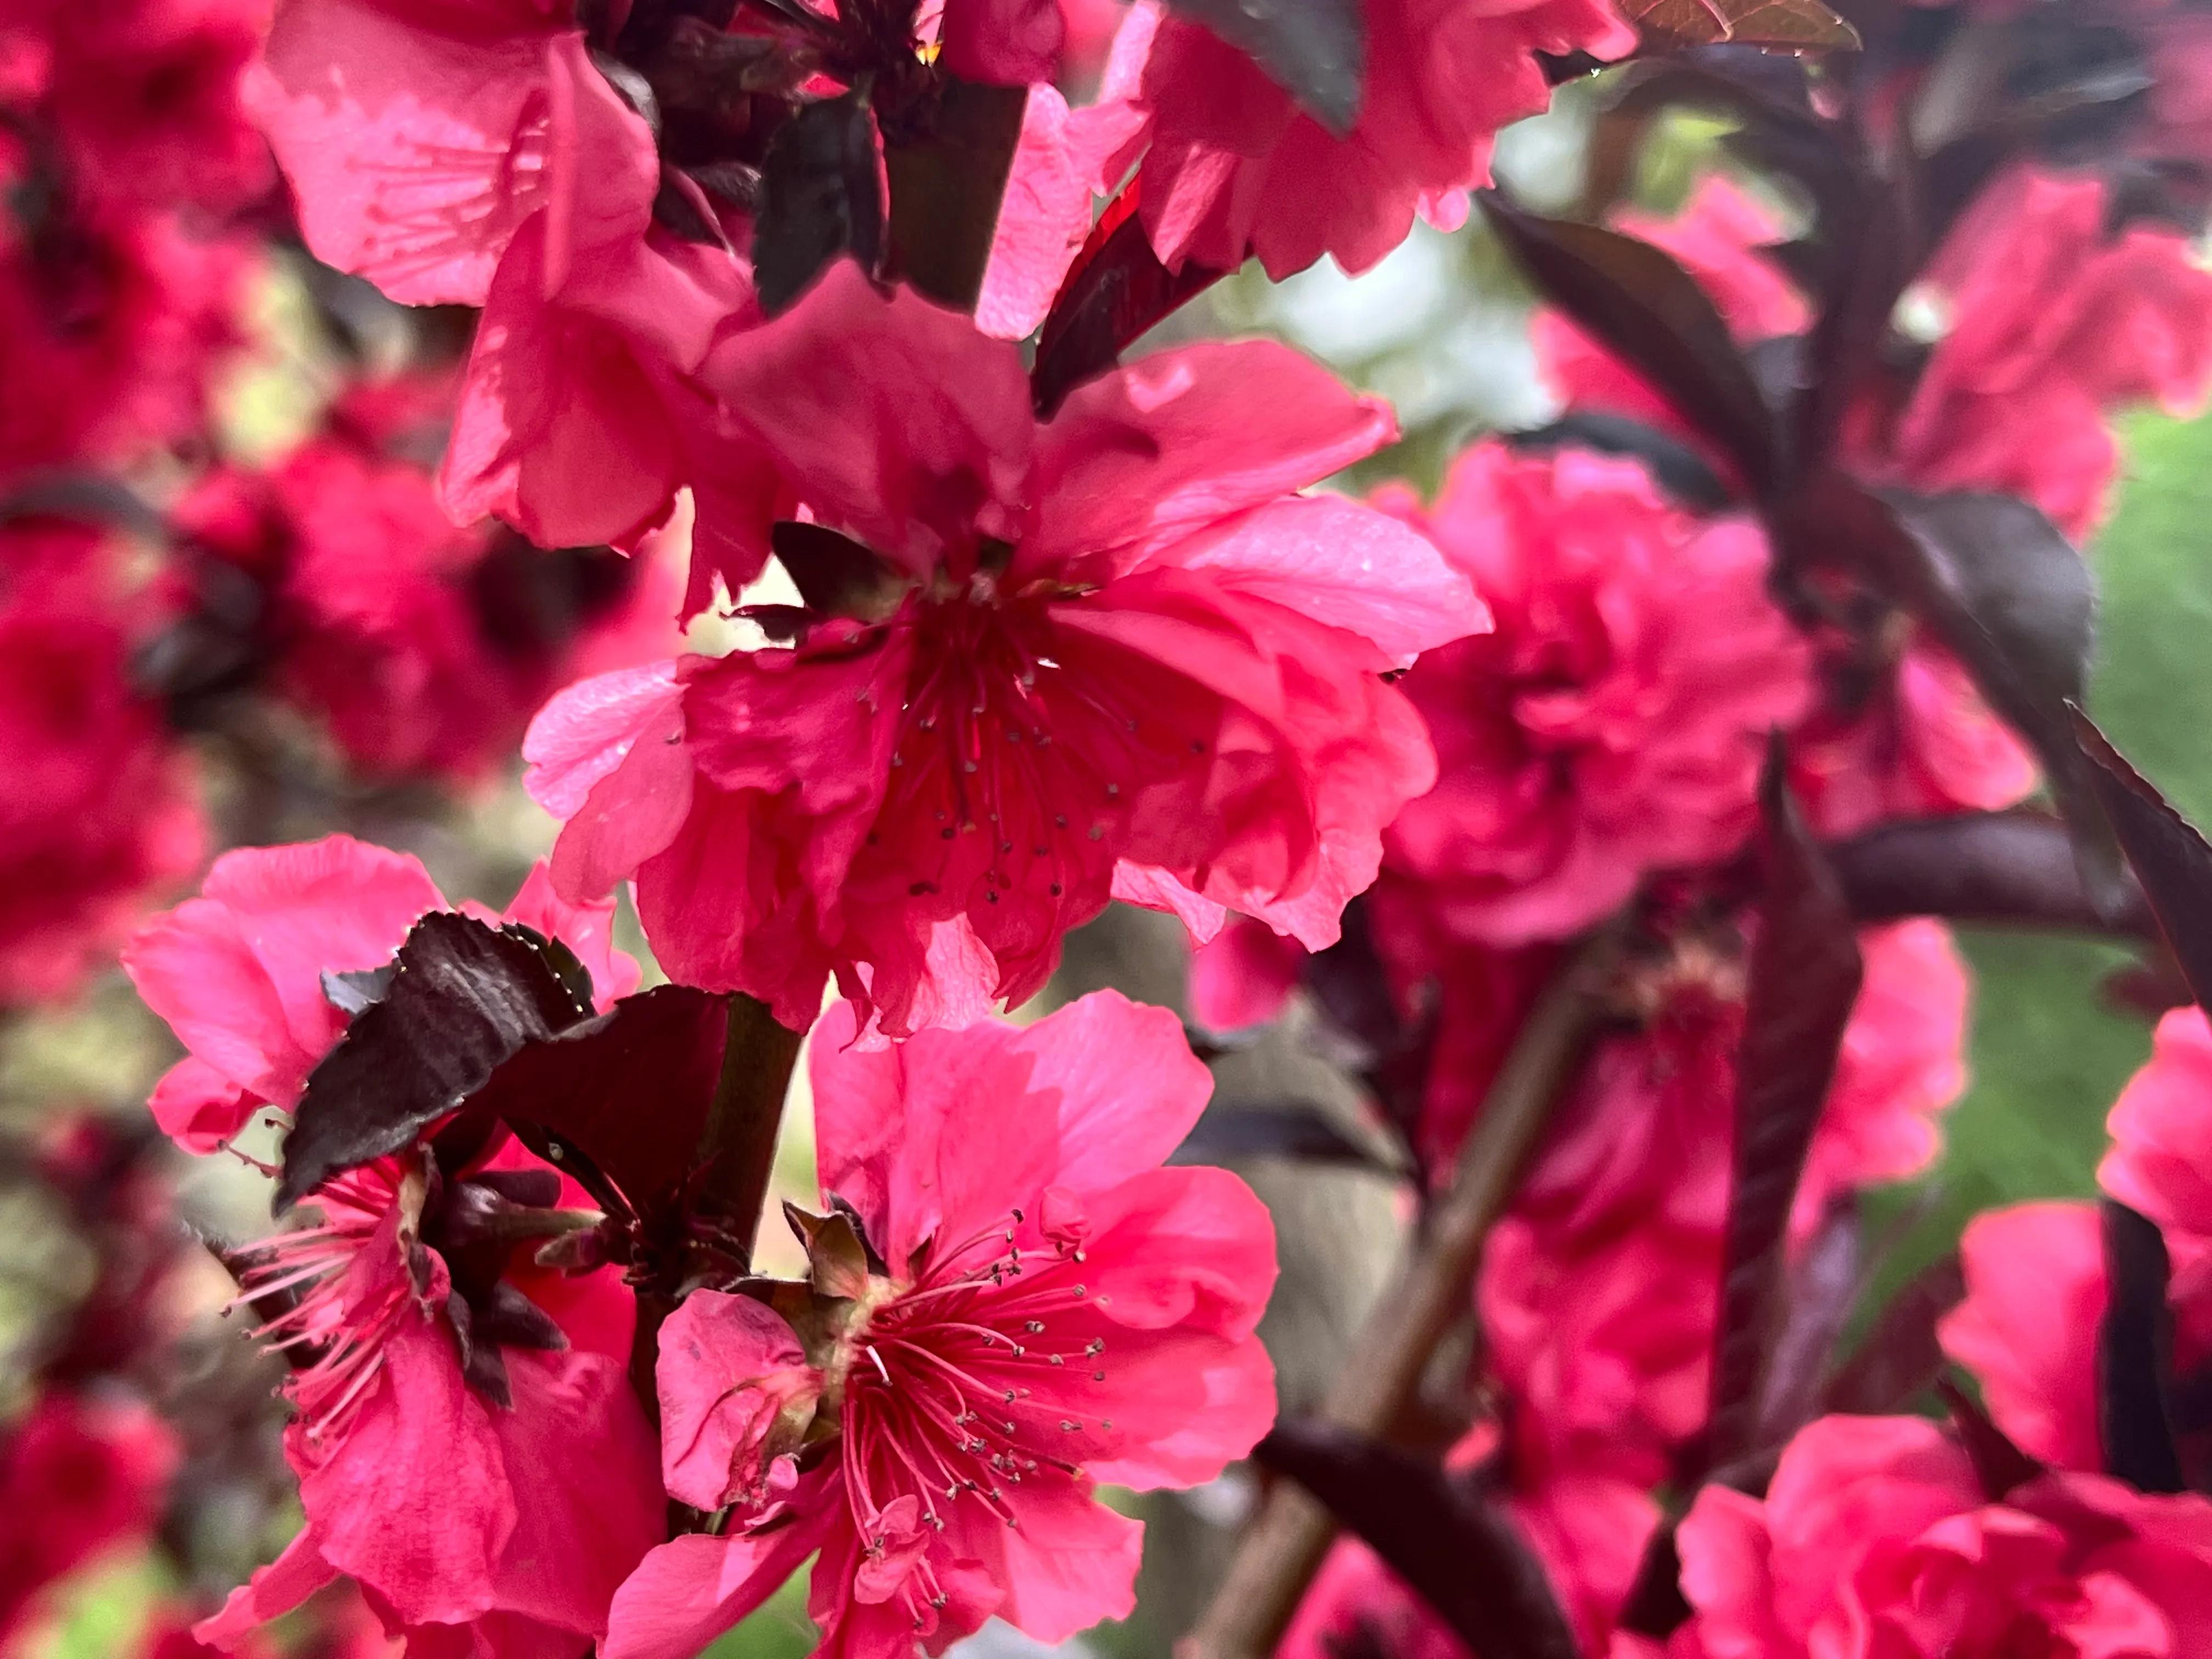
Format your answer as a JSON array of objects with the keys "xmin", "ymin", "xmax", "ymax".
[
  {"xmin": 1031, "ymin": 178, "xmax": 1232, "ymax": 417},
  {"xmin": 1160, "ymin": 0, "xmax": 1365, "ymax": 135},
  {"xmin": 882, "ymin": 76, "xmax": 1029, "ymax": 312},
  {"xmin": 2074, "ymin": 712, "xmax": 2212, "ymax": 1015},
  {"xmin": 280, "ymin": 913, "xmax": 591, "ymax": 1211},
  {"xmin": 1936, "ymin": 1375, "xmax": 2044, "ymax": 1500},
  {"xmin": 769, "ymin": 521, "xmax": 906, "ymax": 622},
  {"xmin": 1753, "ymin": 1195, "xmax": 1860, "ymax": 1447},
  {"xmin": 1706, "ymin": 741, "xmax": 1864, "ymax": 1470},
  {"xmin": 1828, "ymin": 810, "xmax": 2148, "ymax": 936},
  {"xmin": 2098, "ymin": 1199, "xmax": 2186, "ymax": 1493},
  {"xmin": 1169, "ymin": 1102, "xmax": 1401, "ymax": 1173},
  {"xmin": 1781, "ymin": 480, "xmax": 2119, "ymax": 909},
  {"xmin": 478, "ymin": 984, "xmax": 732, "ymax": 1228},
  {"xmin": 1622, "ymin": 0, "xmax": 1857, "ymax": 50},
  {"xmin": 1824, "ymin": 1254, "xmax": 1966, "ymax": 1415},
  {"xmin": 753, "ymin": 89, "xmax": 883, "ymax": 315},
  {"xmin": 1256, "ymin": 1421, "xmax": 1579, "ymax": 1659},
  {"xmin": 1507, "ymin": 413, "xmax": 1731, "ymax": 513},
  {"xmin": 1480, "ymin": 193, "xmax": 1782, "ymax": 493}
]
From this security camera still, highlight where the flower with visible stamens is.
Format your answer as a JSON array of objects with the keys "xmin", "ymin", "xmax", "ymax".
[
  {"xmin": 527, "ymin": 261, "xmax": 1486, "ymax": 1037},
  {"xmin": 605, "ymin": 990, "xmax": 1279, "ymax": 1659}
]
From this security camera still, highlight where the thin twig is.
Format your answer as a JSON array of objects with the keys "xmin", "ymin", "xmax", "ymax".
[{"xmin": 1178, "ymin": 932, "xmax": 1617, "ymax": 1659}]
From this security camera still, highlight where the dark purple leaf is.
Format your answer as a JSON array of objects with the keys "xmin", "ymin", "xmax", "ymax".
[
  {"xmin": 1616, "ymin": 1525, "xmax": 1692, "ymax": 1639},
  {"xmin": 477, "ymin": 985, "xmax": 732, "ymax": 1229},
  {"xmin": 2098, "ymin": 1199, "xmax": 2186, "ymax": 1493},
  {"xmin": 1506, "ymin": 413, "xmax": 1731, "ymax": 513},
  {"xmin": 1937, "ymin": 1376, "xmax": 2044, "ymax": 1500},
  {"xmin": 1160, "ymin": 0, "xmax": 1365, "ymax": 134},
  {"xmin": 769, "ymin": 520, "xmax": 906, "ymax": 622},
  {"xmin": 1169, "ymin": 1102, "xmax": 1401, "ymax": 1174},
  {"xmin": 1828, "ymin": 811, "xmax": 2149, "ymax": 935},
  {"xmin": 319, "ymin": 965, "xmax": 396, "ymax": 1018},
  {"xmin": 1824, "ymin": 1254, "xmax": 1966, "ymax": 1415},
  {"xmin": 1706, "ymin": 742, "xmax": 1864, "ymax": 1471},
  {"xmin": 279, "ymin": 913, "xmax": 592, "ymax": 1211},
  {"xmin": 881, "ymin": 76, "xmax": 1029, "ymax": 312},
  {"xmin": 1256, "ymin": 1421, "xmax": 1579, "ymax": 1659},
  {"xmin": 1781, "ymin": 481, "xmax": 2120, "ymax": 910},
  {"xmin": 1793, "ymin": 167, "xmax": 1907, "ymax": 466},
  {"xmin": 1031, "ymin": 179, "xmax": 1232, "ymax": 417},
  {"xmin": 1753, "ymin": 1195, "xmax": 1861, "ymax": 1448},
  {"xmin": 2074, "ymin": 712, "xmax": 2212, "ymax": 1017},
  {"xmin": 1479, "ymin": 193, "xmax": 1782, "ymax": 494},
  {"xmin": 753, "ymin": 88, "xmax": 881, "ymax": 314}
]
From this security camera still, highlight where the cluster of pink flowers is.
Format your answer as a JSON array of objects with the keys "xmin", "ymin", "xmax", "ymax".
[{"xmin": 4, "ymin": 0, "xmax": 2210, "ymax": 1653}]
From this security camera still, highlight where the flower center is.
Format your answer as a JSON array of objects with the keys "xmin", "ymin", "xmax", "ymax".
[
  {"xmin": 226, "ymin": 1157, "xmax": 426, "ymax": 1449},
  {"xmin": 831, "ymin": 1205, "xmax": 1120, "ymax": 1629}
]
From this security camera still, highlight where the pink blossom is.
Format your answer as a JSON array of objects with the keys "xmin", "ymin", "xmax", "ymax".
[
  {"xmin": 1667, "ymin": 1414, "xmax": 2212, "ymax": 1658},
  {"xmin": 1787, "ymin": 638, "xmax": 2038, "ymax": 839},
  {"xmin": 1942, "ymin": 1006, "xmax": 2212, "ymax": 1475},
  {"xmin": 249, "ymin": 0, "xmax": 771, "ymax": 584},
  {"xmin": 2101, "ymin": 1006, "xmax": 2212, "ymax": 1288},
  {"xmin": 173, "ymin": 437, "xmax": 685, "ymax": 783},
  {"xmin": 1280, "ymin": 1538, "xmax": 1468, "ymax": 1659},
  {"xmin": 123, "ymin": 836, "xmax": 637, "ymax": 1153},
  {"xmin": 1480, "ymin": 921, "xmax": 1968, "ymax": 1481},
  {"xmin": 436, "ymin": 188, "xmax": 778, "ymax": 602},
  {"xmin": 605, "ymin": 990, "xmax": 1278, "ymax": 1659},
  {"xmin": 528, "ymin": 263, "xmax": 1482, "ymax": 1034},
  {"xmin": 194, "ymin": 1138, "xmax": 662, "ymax": 1657},
  {"xmin": 1084, "ymin": 0, "xmax": 1634, "ymax": 280},
  {"xmin": 0, "ymin": 0, "xmax": 271, "ymax": 212},
  {"xmin": 247, "ymin": 0, "xmax": 657, "ymax": 309},
  {"xmin": 0, "ymin": 191, "xmax": 251, "ymax": 483},
  {"xmin": 1939, "ymin": 1201, "xmax": 2109, "ymax": 1474},
  {"xmin": 0, "ymin": 1390, "xmax": 180, "ymax": 1642},
  {"xmin": 1846, "ymin": 165, "xmax": 2212, "ymax": 540},
  {"xmin": 1374, "ymin": 441, "xmax": 1811, "ymax": 950},
  {"xmin": 1186, "ymin": 913, "xmax": 1307, "ymax": 1032},
  {"xmin": 1280, "ymin": 1437, "xmax": 1656, "ymax": 1659},
  {"xmin": 0, "ymin": 523, "xmax": 204, "ymax": 1007}
]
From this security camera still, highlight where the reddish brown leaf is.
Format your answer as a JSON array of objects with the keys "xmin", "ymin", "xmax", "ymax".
[
  {"xmin": 1624, "ymin": 0, "xmax": 1858, "ymax": 50},
  {"xmin": 1031, "ymin": 177, "xmax": 1232, "ymax": 417}
]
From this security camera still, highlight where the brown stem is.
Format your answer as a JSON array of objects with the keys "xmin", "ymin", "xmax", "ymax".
[
  {"xmin": 626, "ymin": 991, "xmax": 806, "ymax": 1424},
  {"xmin": 1177, "ymin": 933, "xmax": 1617, "ymax": 1659}
]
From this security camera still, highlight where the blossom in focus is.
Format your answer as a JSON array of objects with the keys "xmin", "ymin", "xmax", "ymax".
[
  {"xmin": 249, "ymin": 0, "xmax": 774, "ymax": 594},
  {"xmin": 1372, "ymin": 441, "xmax": 1811, "ymax": 951},
  {"xmin": 122, "ymin": 834, "xmax": 637, "ymax": 1153},
  {"xmin": 604, "ymin": 990, "xmax": 1277, "ymax": 1659},
  {"xmin": 1082, "ymin": 0, "xmax": 1634, "ymax": 280},
  {"xmin": 0, "ymin": 522, "xmax": 204, "ymax": 1007},
  {"xmin": 528, "ymin": 263, "xmax": 1482, "ymax": 1035},
  {"xmin": 124, "ymin": 841, "xmax": 659, "ymax": 1655},
  {"xmin": 191, "ymin": 1135, "xmax": 662, "ymax": 1658},
  {"xmin": 1665, "ymin": 1414, "xmax": 2212, "ymax": 1658},
  {"xmin": 246, "ymin": 0, "xmax": 654, "ymax": 309},
  {"xmin": 1844, "ymin": 165, "xmax": 2212, "ymax": 540},
  {"xmin": 0, "ymin": 1390, "xmax": 180, "ymax": 1643}
]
